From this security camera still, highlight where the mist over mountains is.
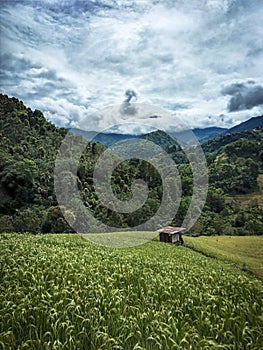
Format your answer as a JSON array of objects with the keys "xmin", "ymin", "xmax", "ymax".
[{"xmin": 70, "ymin": 115, "xmax": 263, "ymax": 147}]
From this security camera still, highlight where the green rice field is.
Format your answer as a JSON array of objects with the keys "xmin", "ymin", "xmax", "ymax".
[
  {"xmin": 0, "ymin": 233, "xmax": 262, "ymax": 349},
  {"xmin": 184, "ymin": 235, "xmax": 263, "ymax": 278}
]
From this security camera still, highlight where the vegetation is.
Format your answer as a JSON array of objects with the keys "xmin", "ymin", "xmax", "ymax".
[
  {"xmin": 229, "ymin": 175, "xmax": 263, "ymax": 209},
  {"xmin": 184, "ymin": 235, "xmax": 263, "ymax": 278},
  {"xmin": 1, "ymin": 94, "xmax": 262, "ymax": 349},
  {"xmin": 1, "ymin": 234, "xmax": 262, "ymax": 349},
  {"xmin": 0, "ymin": 93, "xmax": 262, "ymax": 235}
]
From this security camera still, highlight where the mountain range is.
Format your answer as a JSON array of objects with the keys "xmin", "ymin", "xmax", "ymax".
[{"xmin": 71, "ymin": 115, "xmax": 263, "ymax": 147}]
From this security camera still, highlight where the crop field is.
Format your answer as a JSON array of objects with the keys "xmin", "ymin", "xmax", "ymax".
[
  {"xmin": 184, "ymin": 236, "xmax": 263, "ymax": 279},
  {"xmin": 0, "ymin": 234, "xmax": 262, "ymax": 349}
]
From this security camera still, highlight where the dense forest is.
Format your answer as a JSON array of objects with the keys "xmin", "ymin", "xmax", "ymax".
[{"xmin": 0, "ymin": 93, "xmax": 262, "ymax": 235}]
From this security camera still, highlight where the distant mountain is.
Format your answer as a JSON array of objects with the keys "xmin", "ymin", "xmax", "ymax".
[
  {"xmin": 202, "ymin": 125, "xmax": 263, "ymax": 155},
  {"xmin": 70, "ymin": 126, "xmax": 227, "ymax": 147},
  {"xmin": 71, "ymin": 116, "xmax": 263, "ymax": 147},
  {"xmin": 70, "ymin": 128, "xmax": 139, "ymax": 147},
  {"xmin": 201, "ymin": 116, "xmax": 263, "ymax": 154},
  {"xmin": 193, "ymin": 127, "xmax": 228, "ymax": 139},
  {"xmin": 189, "ymin": 116, "xmax": 262, "ymax": 143},
  {"xmin": 227, "ymin": 115, "xmax": 263, "ymax": 134},
  {"xmin": 173, "ymin": 127, "xmax": 227, "ymax": 144}
]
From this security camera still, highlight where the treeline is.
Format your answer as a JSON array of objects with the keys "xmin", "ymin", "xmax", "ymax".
[{"xmin": 0, "ymin": 93, "xmax": 262, "ymax": 235}]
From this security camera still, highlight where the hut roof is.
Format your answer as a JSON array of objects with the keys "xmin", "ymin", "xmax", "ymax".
[{"xmin": 157, "ymin": 226, "xmax": 186, "ymax": 234}]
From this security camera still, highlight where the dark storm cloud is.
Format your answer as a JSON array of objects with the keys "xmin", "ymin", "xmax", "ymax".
[
  {"xmin": 222, "ymin": 83, "xmax": 248, "ymax": 96},
  {"xmin": 222, "ymin": 82, "xmax": 263, "ymax": 112}
]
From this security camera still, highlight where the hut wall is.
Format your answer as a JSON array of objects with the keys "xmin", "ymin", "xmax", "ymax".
[
  {"xmin": 171, "ymin": 234, "xmax": 180, "ymax": 243},
  {"xmin": 160, "ymin": 233, "xmax": 170, "ymax": 243}
]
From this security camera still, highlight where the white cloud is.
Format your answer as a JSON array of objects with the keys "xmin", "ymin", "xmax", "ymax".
[{"xmin": 1, "ymin": 0, "xmax": 263, "ymax": 132}]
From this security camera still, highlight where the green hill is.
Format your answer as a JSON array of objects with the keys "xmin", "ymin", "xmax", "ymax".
[
  {"xmin": 202, "ymin": 125, "xmax": 263, "ymax": 157},
  {"xmin": 0, "ymin": 94, "xmax": 67, "ymax": 209},
  {"xmin": 0, "ymin": 94, "xmax": 262, "ymax": 235}
]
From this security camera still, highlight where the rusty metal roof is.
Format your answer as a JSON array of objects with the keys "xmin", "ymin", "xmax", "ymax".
[{"xmin": 157, "ymin": 226, "xmax": 186, "ymax": 234}]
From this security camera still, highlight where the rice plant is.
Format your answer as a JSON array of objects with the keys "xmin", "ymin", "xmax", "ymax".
[{"xmin": 0, "ymin": 233, "xmax": 262, "ymax": 349}]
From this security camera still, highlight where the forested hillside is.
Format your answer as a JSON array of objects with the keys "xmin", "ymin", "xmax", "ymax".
[
  {"xmin": 0, "ymin": 94, "xmax": 68, "ymax": 232},
  {"xmin": 0, "ymin": 94, "xmax": 262, "ymax": 235}
]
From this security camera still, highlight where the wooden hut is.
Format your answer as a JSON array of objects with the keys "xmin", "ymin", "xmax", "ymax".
[{"xmin": 157, "ymin": 226, "xmax": 186, "ymax": 245}]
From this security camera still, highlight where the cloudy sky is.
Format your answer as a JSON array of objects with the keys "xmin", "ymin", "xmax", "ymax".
[{"xmin": 1, "ymin": 0, "xmax": 263, "ymax": 133}]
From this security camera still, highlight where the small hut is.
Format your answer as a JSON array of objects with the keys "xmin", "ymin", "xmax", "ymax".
[{"xmin": 157, "ymin": 226, "xmax": 186, "ymax": 245}]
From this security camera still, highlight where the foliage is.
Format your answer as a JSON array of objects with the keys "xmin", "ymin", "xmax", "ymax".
[
  {"xmin": 0, "ymin": 94, "xmax": 67, "ymax": 215},
  {"xmin": 0, "ymin": 93, "xmax": 262, "ymax": 234},
  {"xmin": 209, "ymin": 157, "xmax": 259, "ymax": 194},
  {"xmin": 202, "ymin": 126, "xmax": 263, "ymax": 159},
  {"xmin": 0, "ymin": 234, "xmax": 262, "ymax": 349}
]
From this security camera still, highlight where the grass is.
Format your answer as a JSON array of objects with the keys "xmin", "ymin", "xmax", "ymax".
[
  {"xmin": 82, "ymin": 231, "xmax": 158, "ymax": 248},
  {"xmin": 228, "ymin": 175, "xmax": 263, "ymax": 208},
  {"xmin": 184, "ymin": 235, "xmax": 263, "ymax": 278},
  {"xmin": 0, "ymin": 233, "xmax": 262, "ymax": 349},
  {"xmin": 231, "ymin": 193, "xmax": 263, "ymax": 208},
  {"xmin": 258, "ymin": 174, "xmax": 263, "ymax": 190}
]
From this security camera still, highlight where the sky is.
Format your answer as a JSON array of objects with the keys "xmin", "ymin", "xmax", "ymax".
[{"xmin": 1, "ymin": 0, "xmax": 263, "ymax": 133}]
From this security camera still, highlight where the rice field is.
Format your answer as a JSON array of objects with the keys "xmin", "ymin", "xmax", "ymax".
[
  {"xmin": 0, "ymin": 233, "xmax": 262, "ymax": 349},
  {"xmin": 184, "ymin": 235, "xmax": 263, "ymax": 278}
]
